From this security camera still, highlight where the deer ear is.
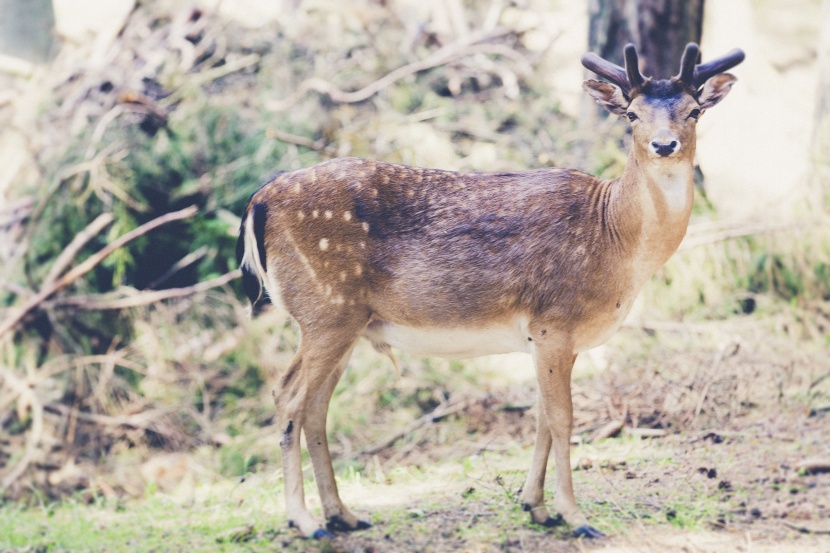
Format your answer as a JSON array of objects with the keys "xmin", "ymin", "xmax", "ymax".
[
  {"xmin": 583, "ymin": 80, "xmax": 629, "ymax": 115},
  {"xmin": 697, "ymin": 73, "xmax": 737, "ymax": 109}
]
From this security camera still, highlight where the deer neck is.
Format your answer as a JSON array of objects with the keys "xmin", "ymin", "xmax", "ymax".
[{"xmin": 620, "ymin": 147, "xmax": 695, "ymax": 278}]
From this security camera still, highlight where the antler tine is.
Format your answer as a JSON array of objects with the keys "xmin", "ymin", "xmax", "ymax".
[
  {"xmin": 581, "ymin": 52, "xmax": 631, "ymax": 94},
  {"xmin": 676, "ymin": 43, "xmax": 699, "ymax": 85},
  {"xmin": 623, "ymin": 43, "xmax": 646, "ymax": 90},
  {"xmin": 693, "ymin": 48, "xmax": 746, "ymax": 88}
]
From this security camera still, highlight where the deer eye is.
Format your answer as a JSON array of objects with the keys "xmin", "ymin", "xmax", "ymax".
[
  {"xmin": 626, "ymin": 112, "xmax": 638, "ymax": 122},
  {"xmin": 688, "ymin": 108, "xmax": 701, "ymax": 120}
]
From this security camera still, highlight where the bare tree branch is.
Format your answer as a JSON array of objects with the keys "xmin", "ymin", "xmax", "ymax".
[
  {"xmin": 266, "ymin": 28, "xmax": 514, "ymax": 111},
  {"xmin": 54, "ymin": 269, "xmax": 241, "ymax": 311},
  {"xmin": 42, "ymin": 213, "xmax": 115, "ymax": 287},
  {"xmin": 0, "ymin": 369, "xmax": 44, "ymax": 493},
  {"xmin": 0, "ymin": 206, "xmax": 198, "ymax": 338}
]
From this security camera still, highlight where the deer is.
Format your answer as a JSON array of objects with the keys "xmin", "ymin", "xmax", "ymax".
[{"xmin": 236, "ymin": 42, "xmax": 744, "ymax": 539}]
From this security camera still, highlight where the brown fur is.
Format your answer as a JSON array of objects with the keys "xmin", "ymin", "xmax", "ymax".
[{"xmin": 251, "ymin": 160, "xmax": 640, "ymax": 331}]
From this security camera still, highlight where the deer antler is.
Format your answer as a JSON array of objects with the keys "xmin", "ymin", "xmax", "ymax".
[
  {"xmin": 581, "ymin": 52, "xmax": 630, "ymax": 93},
  {"xmin": 693, "ymin": 48, "xmax": 745, "ymax": 88},
  {"xmin": 676, "ymin": 43, "xmax": 699, "ymax": 85},
  {"xmin": 581, "ymin": 43, "xmax": 645, "ymax": 96},
  {"xmin": 586, "ymin": 42, "xmax": 745, "ymax": 93},
  {"xmin": 623, "ymin": 44, "xmax": 646, "ymax": 90}
]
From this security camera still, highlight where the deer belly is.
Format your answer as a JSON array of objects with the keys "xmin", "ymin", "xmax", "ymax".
[{"xmin": 365, "ymin": 320, "xmax": 532, "ymax": 359}]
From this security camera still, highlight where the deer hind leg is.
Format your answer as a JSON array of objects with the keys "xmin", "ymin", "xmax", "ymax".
[
  {"xmin": 530, "ymin": 337, "xmax": 605, "ymax": 538},
  {"xmin": 273, "ymin": 328, "xmax": 363, "ymax": 539},
  {"xmin": 304, "ymin": 345, "xmax": 372, "ymax": 533}
]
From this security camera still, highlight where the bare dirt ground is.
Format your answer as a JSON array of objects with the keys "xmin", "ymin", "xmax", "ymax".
[{"xmin": 284, "ymin": 321, "xmax": 830, "ymax": 553}]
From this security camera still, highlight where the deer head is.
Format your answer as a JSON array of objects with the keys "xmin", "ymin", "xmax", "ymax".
[{"xmin": 582, "ymin": 43, "xmax": 745, "ymax": 163}]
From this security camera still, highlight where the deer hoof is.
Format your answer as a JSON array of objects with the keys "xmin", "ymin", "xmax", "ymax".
[
  {"xmin": 355, "ymin": 519, "xmax": 372, "ymax": 530},
  {"xmin": 311, "ymin": 528, "xmax": 333, "ymax": 540},
  {"xmin": 573, "ymin": 524, "xmax": 605, "ymax": 539},
  {"xmin": 541, "ymin": 513, "xmax": 565, "ymax": 527},
  {"xmin": 326, "ymin": 515, "xmax": 372, "ymax": 533}
]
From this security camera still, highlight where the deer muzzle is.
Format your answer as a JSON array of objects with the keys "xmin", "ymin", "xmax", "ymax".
[{"xmin": 649, "ymin": 130, "xmax": 681, "ymax": 158}]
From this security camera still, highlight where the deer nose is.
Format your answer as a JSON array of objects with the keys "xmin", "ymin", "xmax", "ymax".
[{"xmin": 650, "ymin": 133, "xmax": 680, "ymax": 157}]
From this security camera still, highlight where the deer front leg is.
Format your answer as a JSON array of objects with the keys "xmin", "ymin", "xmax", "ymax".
[
  {"xmin": 520, "ymin": 388, "xmax": 560, "ymax": 527},
  {"xmin": 530, "ymin": 338, "xmax": 604, "ymax": 538}
]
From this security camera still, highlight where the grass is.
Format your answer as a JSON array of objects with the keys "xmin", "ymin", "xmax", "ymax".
[
  {"xmin": 0, "ymin": 432, "xmax": 789, "ymax": 552},
  {"xmin": 2, "ymin": 476, "xmax": 284, "ymax": 552}
]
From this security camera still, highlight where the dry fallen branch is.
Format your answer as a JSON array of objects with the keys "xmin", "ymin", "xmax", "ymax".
[
  {"xmin": 53, "ymin": 269, "xmax": 241, "ymax": 311},
  {"xmin": 267, "ymin": 28, "xmax": 514, "ymax": 111},
  {"xmin": 0, "ymin": 369, "xmax": 44, "ymax": 493},
  {"xmin": 42, "ymin": 402, "xmax": 169, "ymax": 433},
  {"xmin": 795, "ymin": 457, "xmax": 830, "ymax": 475},
  {"xmin": 41, "ymin": 213, "xmax": 115, "ymax": 287},
  {"xmin": 587, "ymin": 419, "xmax": 625, "ymax": 443},
  {"xmin": 34, "ymin": 353, "xmax": 148, "ymax": 386},
  {"xmin": 146, "ymin": 245, "xmax": 210, "ymax": 289},
  {"xmin": 0, "ymin": 196, "xmax": 34, "ymax": 225},
  {"xmin": 782, "ymin": 521, "xmax": 830, "ymax": 535},
  {"xmin": 679, "ymin": 218, "xmax": 827, "ymax": 251},
  {"xmin": 265, "ymin": 128, "xmax": 336, "ymax": 154},
  {"xmin": 160, "ymin": 53, "xmax": 260, "ymax": 108},
  {"xmin": 0, "ymin": 206, "xmax": 198, "ymax": 338},
  {"xmin": 361, "ymin": 396, "xmax": 483, "ymax": 456}
]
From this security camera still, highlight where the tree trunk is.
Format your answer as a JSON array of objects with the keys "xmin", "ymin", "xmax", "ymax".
[
  {"xmin": 814, "ymin": 0, "xmax": 830, "ymax": 209},
  {"xmin": 588, "ymin": 0, "xmax": 704, "ymax": 80},
  {"xmin": 0, "ymin": 0, "xmax": 55, "ymax": 63}
]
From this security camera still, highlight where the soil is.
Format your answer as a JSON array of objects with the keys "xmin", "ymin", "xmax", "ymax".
[{"xmin": 297, "ymin": 325, "xmax": 830, "ymax": 552}]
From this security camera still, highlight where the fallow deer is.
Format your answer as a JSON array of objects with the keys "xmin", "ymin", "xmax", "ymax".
[{"xmin": 237, "ymin": 42, "xmax": 744, "ymax": 539}]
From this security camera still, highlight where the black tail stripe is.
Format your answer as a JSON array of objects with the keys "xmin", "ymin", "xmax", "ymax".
[
  {"xmin": 241, "ymin": 264, "xmax": 263, "ymax": 307},
  {"xmin": 252, "ymin": 203, "xmax": 268, "ymax": 272}
]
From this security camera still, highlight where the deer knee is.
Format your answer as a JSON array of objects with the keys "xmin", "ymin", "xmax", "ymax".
[{"xmin": 280, "ymin": 419, "xmax": 296, "ymax": 449}]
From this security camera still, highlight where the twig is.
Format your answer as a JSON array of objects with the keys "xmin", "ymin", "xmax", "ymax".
[
  {"xmin": 587, "ymin": 419, "xmax": 624, "ymax": 443},
  {"xmin": 361, "ymin": 396, "xmax": 480, "ymax": 456},
  {"xmin": 33, "ymin": 354, "xmax": 148, "ymax": 387},
  {"xmin": 267, "ymin": 28, "xmax": 513, "ymax": 111},
  {"xmin": 160, "ymin": 53, "xmax": 260, "ymax": 108},
  {"xmin": 0, "ymin": 206, "xmax": 198, "ymax": 338},
  {"xmin": 809, "ymin": 371, "xmax": 830, "ymax": 391},
  {"xmin": 84, "ymin": 105, "xmax": 126, "ymax": 161},
  {"xmin": 42, "ymin": 402, "xmax": 170, "ymax": 433},
  {"xmin": 0, "ymin": 196, "xmax": 34, "ymax": 221},
  {"xmin": 265, "ymin": 128, "xmax": 335, "ymax": 154},
  {"xmin": 41, "ymin": 213, "xmax": 115, "ymax": 287},
  {"xmin": 146, "ymin": 245, "xmax": 210, "ymax": 289},
  {"xmin": 624, "ymin": 427, "xmax": 667, "ymax": 438},
  {"xmin": 782, "ymin": 521, "xmax": 830, "ymax": 535},
  {"xmin": 53, "ymin": 269, "xmax": 240, "ymax": 310},
  {"xmin": 678, "ymin": 219, "xmax": 825, "ymax": 251},
  {"xmin": 0, "ymin": 369, "xmax": 44, "ymax": 493},
  {"xmin": 794, "ymin": 457, "xmax": 830, "ymax": 475}
]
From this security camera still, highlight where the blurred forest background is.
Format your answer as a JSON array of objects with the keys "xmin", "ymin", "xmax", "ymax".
[{"xmin": 0, "ymin": 0, "xmax": 829, "ymax": 544}]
